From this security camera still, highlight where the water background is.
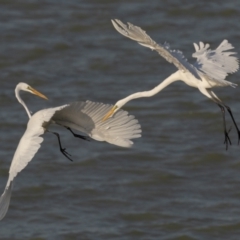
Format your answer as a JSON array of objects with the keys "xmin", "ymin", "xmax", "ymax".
[{"xmin": 0, "ymin": 1, "xmax": 240, "ymax": 239}]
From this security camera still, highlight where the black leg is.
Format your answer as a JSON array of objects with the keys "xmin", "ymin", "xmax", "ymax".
[
  {"xmin": 50, "ymin": 131, "xmax": 73, "ymax": 162},
  {"xmin": 65, "ymin": 127, "xmax": 91, "ymax": 141},
  {"xmin": 217, "ymin": 104, "xmax": 231, "ymax": 150},
  {"xmin": 224, "ymin": 105, "xmax": 240, "ymax": 144}
]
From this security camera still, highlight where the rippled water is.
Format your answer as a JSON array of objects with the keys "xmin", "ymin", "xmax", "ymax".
[{"xmin": 0, "ymin": 1, "xmax": 240, "ymax": 239}]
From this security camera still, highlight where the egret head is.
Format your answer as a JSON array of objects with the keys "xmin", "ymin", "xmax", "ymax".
[{"xmin": 17, "ymin": 82, "xmax": 48, "ymax": 100}]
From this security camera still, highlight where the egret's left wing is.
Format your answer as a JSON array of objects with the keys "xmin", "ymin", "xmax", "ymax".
[
  {"xmin": 53, "ymin": 101, "xmax": 141, "ymax": 147},
  {"xmin": 0, "ymin": 105, "xmax": 66, "ymax": 220},
  {"xmin": 192, "ymin": 40, "xmax": 239, "ymax": 87},
  {"xmin": 111, "ymin": 19, "xmax": 200, "ymax": 79}
]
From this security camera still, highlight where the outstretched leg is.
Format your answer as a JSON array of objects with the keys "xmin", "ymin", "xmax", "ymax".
[
  {"xmin": 210, "ymin": 90, "xmax": 240, "ymax": 145},
  {"xmin": 47, "ymin": 130, "xmax": 73, "ymax": 162},
  {"xmin": 223, "ymin": 105, "xmax": 240, "ymax": 144},
  {"xmin": 65, "ymin": 127, "xmax": 91, "ymax": 141},
  {"xmin": 198, "ymin": 87, "xmax": 232, "ymax": 149},
  {"xmin": 217, "ymin": 104, "xmax": 232, "ymax": 150}
]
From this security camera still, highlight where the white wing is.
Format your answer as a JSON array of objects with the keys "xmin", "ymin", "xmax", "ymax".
[
  {"xmin": 112, "ymin": 19, "xmax": 239, "ymax": 87},
  {"xmin": 192, "ymin": 40, "xmax": 239, "ymax": 86},
  {"xmin": 52, "ymin": 101, "xmax": 142, "ymax": 147},
  {"xmin": 0, "ymin": 105, "xmax": 66, "ymax": 220},
  {"xmin": 111, "ymin": 19, "xmax": 200, "ymax": 79},
  {"xmin": 0, "ymin": 182, "xmax": 13, "ymax": 221}
]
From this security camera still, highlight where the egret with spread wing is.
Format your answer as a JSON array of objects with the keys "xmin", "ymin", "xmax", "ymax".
[
  {"xmin": 103, "ymin": 19, "xmax": 239, "ymax": 149},
  {"xmin": 0, "ymin": 82, "xmax": 141, "ymax": 220}
]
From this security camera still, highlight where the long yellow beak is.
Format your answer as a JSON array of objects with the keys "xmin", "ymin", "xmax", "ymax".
[
  {"xmin": 102, "ymin": 105, "xmax": 118, "ymax": 121},
  {"xmin": 29, "ymin": 86, "xmax": 48, "ymax": 100}
]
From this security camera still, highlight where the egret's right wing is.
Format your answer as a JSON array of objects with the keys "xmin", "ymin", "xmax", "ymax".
[
  {"xmin": 0, "ymin": 105, "xmax": 66, "ymax": 220},
  {"xmin": 112, "ymin": 19, "xmax": 200, "ymax": 80},
  {"xmin": 53, "ymin": 101, "xmax": 141, "ymax": 147}
]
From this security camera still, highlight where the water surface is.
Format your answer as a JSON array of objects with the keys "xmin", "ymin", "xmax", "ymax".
[{"xmin": 0, "ymin": 1, "xmax": 240, "ymax": 239}]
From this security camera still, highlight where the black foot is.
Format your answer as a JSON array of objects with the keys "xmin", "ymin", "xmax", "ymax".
[
  {"xmin": 237, "ymin": 131, "xmax": 240, "ymax": 145},
  {"xmin": 223, "ymin": 127, "xmax": 232, "ymax": 150},
  {"xmin": 224, "ymin": 105, "xmax": 240, "ymax": 145},
  {"xmin": 52, "ymin": 132, "xmax": 73, "ymax": 162},
  {"xmin": 65, "ymin": 127, "xmax": 91, "ymax": 141},
  {"xmin": 60, "ymin": 147, "xmax": 73, "ymax": 162},
  {"xmin": 77, "ymin": 135, "xmax": 91, "ymax": 141}
]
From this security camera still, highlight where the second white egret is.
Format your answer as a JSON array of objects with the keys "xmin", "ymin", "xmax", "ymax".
[{"xmin": 103, "ymin": 19, "xmax": 239, "ymax": 149}]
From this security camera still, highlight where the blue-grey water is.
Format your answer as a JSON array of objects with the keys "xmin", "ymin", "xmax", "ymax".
[{"xmin": 0, "ymin": 1, "xmax": 240, "ymax": 239}]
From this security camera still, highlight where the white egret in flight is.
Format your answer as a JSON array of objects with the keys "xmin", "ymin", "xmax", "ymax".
[
  {"xmin": 103, "ymin": 19, "xmax": 239, "ymax": 149},
  {"xmin": 0, "ymin": 82, "xmax": 141, "ymax": 220}
]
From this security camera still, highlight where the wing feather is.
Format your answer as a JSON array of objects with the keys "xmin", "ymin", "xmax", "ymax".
[
  {"xmin": 8, "ymin": 105, "xmax": 67, "ymax": 184},
  {"xmin": 53, "ymin": 101, "xmax": 141, "ymax": 147},
  {"xmin": 112, "ymin": 19, "xmax": 239, "ymax": 87},
  {"xmin": 0, "ymin": 182, "xmax": 13, "ymax": 220},
  {"xmin": 193, "ymin": 40, "xmax": 239, "ymax": 85},
  {"xmin": 0, "ymin": 105, "xmax": 67, "ymax": 220},
  {"xmin": 112, "ymin": 19, "xmax": 200, "ymax": 79}
]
